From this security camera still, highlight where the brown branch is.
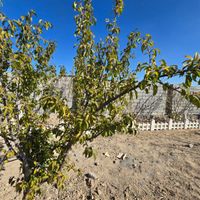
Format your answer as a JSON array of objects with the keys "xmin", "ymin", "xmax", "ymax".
[
  {"xmin": 96, "ymin": 83, "xmax": 139, "ymax": 112},
  {"xmin": 95, "ymin": 66, "xmax": 192, "ymax": 113}
]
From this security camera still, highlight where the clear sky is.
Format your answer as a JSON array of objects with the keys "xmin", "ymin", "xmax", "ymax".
[{"xmin": 1, "ymin": 0, "xmax": 200, "ymax": 78}]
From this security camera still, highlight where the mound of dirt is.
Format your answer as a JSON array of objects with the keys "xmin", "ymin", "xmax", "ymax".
[{"xmin": 1, "ymin": 130, "xmax": 200, "ymax": 200}]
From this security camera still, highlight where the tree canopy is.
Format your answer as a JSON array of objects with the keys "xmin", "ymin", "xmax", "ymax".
[{"xmin": 0, "ymin": 0, "xmax": 199, "ymax": 199}]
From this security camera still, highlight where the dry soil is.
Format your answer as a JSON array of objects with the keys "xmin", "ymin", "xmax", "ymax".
[{"xmin": 1, "ymin": 130, "xmax": 200, "ymax": 200}]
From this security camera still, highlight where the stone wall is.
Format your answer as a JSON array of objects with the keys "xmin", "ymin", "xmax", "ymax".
[
  {"xmin": 126, "ymin": 85, "xmax": 168, "ymax": 117},
  {"xmin": 171, "ymin": 86, "xmax": 200, "ymax": 115},
  {"xmin": 57, "ymin": 77, "xmax": 200, "ymax": 117},
  {"xmin": 55, "ymin": 76, "xmax": 73, "ymax": 108}
]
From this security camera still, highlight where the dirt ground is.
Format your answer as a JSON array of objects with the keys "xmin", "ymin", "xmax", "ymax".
[{"xmin": 1, "ymin": 130, "xmax": 200, "ymax": 200}]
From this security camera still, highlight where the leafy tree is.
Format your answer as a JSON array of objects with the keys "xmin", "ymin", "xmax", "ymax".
[
  {"xmin": 0, "ymin": 10, "xmax": 65, "ymax": 199},
  {"xmin": 0, "ymin": 0, "xmax": 200, "ymax": 199}
]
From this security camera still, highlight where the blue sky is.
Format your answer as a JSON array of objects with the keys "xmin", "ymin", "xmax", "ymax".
[{"xmin": 1, "ymin": 0, "xmax": 200, "ymax": 79}]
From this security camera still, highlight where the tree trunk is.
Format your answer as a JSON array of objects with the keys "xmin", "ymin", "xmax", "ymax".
[{"xmin": 22, "ymin": 161, "xmax": 32, "ymax": 200}]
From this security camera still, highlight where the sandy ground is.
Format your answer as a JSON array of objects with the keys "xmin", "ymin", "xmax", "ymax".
[{"xmin": 1, "ymin": 129, "xmax": 200, "ymax": 200}]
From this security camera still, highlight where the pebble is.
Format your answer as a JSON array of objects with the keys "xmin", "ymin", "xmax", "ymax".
[
  {"xmin": 117, "ymin": 153, "xmax": 127, "ymax": 160},
  {"xmin": 188, "ymin": 144, "xmax": 194, "ymax": 148},
  {"xmin": 117, "ymin": 153, "xmax": 124, "ymax": 159},
  {"xmin": 132, "ymin": 163, "xmax": 137, "ymax": 168},
  {"xmin": 103, "ymin": 152, "xmax": 110, "ymax": 157},
  {"xmin": 95, "ymin": 187, "xmax": 102, "ymax": 195},
  {"xmin": 84, "ymin": 172, "xmax": 97, "ymax": 180}
]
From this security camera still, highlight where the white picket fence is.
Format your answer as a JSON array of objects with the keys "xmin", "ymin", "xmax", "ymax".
[{"xmin": 138, "ymin": 119, "xmax": 200, "ymax": 131}]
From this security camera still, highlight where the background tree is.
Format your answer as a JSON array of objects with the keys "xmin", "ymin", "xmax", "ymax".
[{"xmin": 0, "ymin": 0, "xmax": 200, "ymax": 199}]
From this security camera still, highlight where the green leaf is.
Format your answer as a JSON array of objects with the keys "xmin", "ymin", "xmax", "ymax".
[{"xmin": 189, "ymin": 95, "xmax": 200, "ymax": 108}]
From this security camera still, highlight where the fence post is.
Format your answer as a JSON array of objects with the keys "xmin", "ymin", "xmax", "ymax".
[
  {"xmin": 150, "ymin": 119, "xmax": 155, "ymax": 131},
  {"xmin": 168, "ymin": 118, "xmax": 173, "ymax": 130},
  {"xmin": 184, "ymin": 119, "xmax": 189, "ymax": 129}
]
